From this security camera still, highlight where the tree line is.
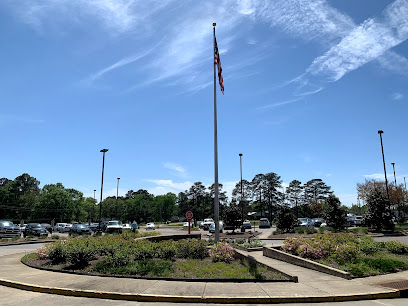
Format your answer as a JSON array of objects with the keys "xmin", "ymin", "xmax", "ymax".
[{"xmin": 0, "ymin": 173, "xmax": 335, "ymax": 224}]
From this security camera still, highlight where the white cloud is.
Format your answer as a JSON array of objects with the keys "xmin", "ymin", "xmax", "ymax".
[
  {"xmin": 146, "ymin": 179, "xmax": 192, "ymax": 194},
  {"xmin": 392, "ymin": 92, "xmax": 404, "ymax": 100},
  {"xmin": 256, "ymin": 98, "xmax": 302, "ymax": 110},
  {"xmin": 377, "ymin": 51, "xmax": 408, "ymax": 76},
  {"xmin": 163, "ymin": 162, "xmax": 189, "ymax": 178},
  {"xmin": 86, "ymin": 43, "xmax": 159, "ymax": 83}
]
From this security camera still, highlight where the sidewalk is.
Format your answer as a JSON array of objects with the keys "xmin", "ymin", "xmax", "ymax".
[{"xmin": 0, "ymin": 251, "xmax": 404, "ymax": 303}]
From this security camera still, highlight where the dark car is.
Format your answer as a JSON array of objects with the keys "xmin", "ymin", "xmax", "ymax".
[
  {"xmin": 23, "ymin": 223, "xmax": 49, "ymax": 237},
  {"xmin": 0, "ymin": 220, "xmax": 21, "ymax": 238},
  {"xmin": 258, "ymin": 218, "xmax": 271, "ymax": 228},
  {"xmin": 89, "ymin": 223, "xmax": 99, "ymax": 232},
  {"xmin": 69, "ymin": 224, "xmax": 91, "ymax": 235},
  {"xmin": 41, "ymin": 223, "xmax": 53, "ymax": 234}
]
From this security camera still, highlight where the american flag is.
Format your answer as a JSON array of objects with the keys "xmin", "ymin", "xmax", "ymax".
[{"xmin": 214, "ymin": 36, "xmax": 224, "ymax": 94}]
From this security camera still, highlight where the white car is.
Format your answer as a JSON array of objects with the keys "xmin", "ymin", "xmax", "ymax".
[
  {"xmin": 145, "ymin": 222, "xmax": 156, "ymax": 230},
  {"xmin": 106, "ymin": 220, "xmax": 123, "ymax": 233},
  {"xmin": 122, "ymin": 223, "xmax": 132, "ymax": 231},
  {"xmin": 54, "ymin": 223, "xmax": 66, "ymax": 232},
  {"xmin": 209, "ymin": 221, "xmax": 224, "ymax": 233},
  {"xmin": 183, "ymin": 221, "xmax": 194, "ymax": 229}
]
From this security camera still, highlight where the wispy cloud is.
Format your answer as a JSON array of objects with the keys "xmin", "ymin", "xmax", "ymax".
[
  {"xmin": 146, "ymin": 179, "xmax": 192, "ymax": 195},
  {"xmin": 290, "ymin": 0, "xmax": 408, "ymax": 95},
  {"xmin": 392, "ymin": 92, "xmax": 404, "ymax": 100},
  {"xmin": 256, "ymin": 98, "xmax": 302, "ymax": 110},
  {"xmin": 85, "ymin": 40, "xmax": 162, "ymax": 83},
  {"xmin": 163, "ymin": 162, "xmax": 189, "ymax": 178}
]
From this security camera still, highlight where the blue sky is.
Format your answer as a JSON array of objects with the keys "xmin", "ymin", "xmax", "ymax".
[{"xmin": 1, "ymin": 0, "xmax": 408, "ymax": 206}]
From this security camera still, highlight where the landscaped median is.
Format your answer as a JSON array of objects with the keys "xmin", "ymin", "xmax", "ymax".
[
  {"xmin": 22, "ymin": 231, "xmax": 292, "ymax": 282},
  {"xmin": 266, "ymin": 233, "xmax": 408, "ymax": 278}
]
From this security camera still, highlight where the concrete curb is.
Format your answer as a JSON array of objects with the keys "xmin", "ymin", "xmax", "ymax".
[
  {"xmin": 0, "ymin": 239, "xmax": 55, "ymax": 247},
  {"xmin": 0, "ymin": 277, "xmax": 400, "ymax": 303}
]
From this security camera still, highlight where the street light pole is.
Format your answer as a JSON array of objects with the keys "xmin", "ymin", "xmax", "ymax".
[
  {"xmin": 116, "ymin": 177, "xmax": 120, "ymax": 219},
  {"xmin": 93, "ymin": 189, "xmax": 96, "ymax": 223},
  {"xmin": 391, "ymin": 163, "xmax": 397, "ymax": 186},
  {"xmin": 239, "ymin": 153, "xmax": 243, "ymax": 223},
  {"xmin": 99, "ymin": 149, "xmax": 109, "ymax": 229},
  {"xmin": 378, "ymin": 130, "xmax": 390, "ymax": 202}
]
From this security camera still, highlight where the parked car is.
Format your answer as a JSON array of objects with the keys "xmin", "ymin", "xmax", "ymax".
[
  {"xmin": 354, "ymin": 216, "xmax": 363, "ymax": 226},
  {"xmin": 0, "ymin": 220, "xmax": 21, "ymax": 238},
  {"xmin": 311, "ymin": 218, "xmax": 325, "ymax": 228},
  {"xmin": 122, "ymin": 223, "xmax": 132, "ymax": 231},
  {"xmin": 199, "ymin": 218, "xmax": 214, "ymax": 230},
  {"xmin": 23, "ymin": 223, "xmax": 49, "ymax": 237},
  {"xmin": 146, "ymin": 222, "xmax": 156, "ymax": 230},
  {"xmin": 53, "ymin": 223, "xmax": 67, "ymax": 232},
  {"xmin": 105, "ymin": 221, "xmax": 123, "ymax": 234},
  {"xmin": 259, "ymin": 218, "xmax": 271, "ymax": 228},
  {"xmin": 89, "ymin": 223, "xmax": 99, "ymax": 232},
  {"xmin": 346, "ymin": 216, "xmax": 356, "ymax": 227},
  {"xmin": 295, "ymin": 218, "xmax": 314, "ymax": 229},
  {"xmin": 209, "ymin": 221, "xmax": 224, "ymax": 233},
  {"xmin": 58, "ymin": 223, "xmax": 72, "ymax": 233},
  {"xmin": 183, "ymin": 221, "xmax": 194, "ymax": 229},
  {"xmin": 41, "ymin": 223, "xmax": 53, "ymax": 233},
  {"xmin": 19, "ymin": 224, "xmax": 27, "ymax": 232},
  {"xmin": 242, "ymin": 220, "xmax": 252, "ymax": 229},
  {"xmin": 69, "ymin": 224, "xmax": 91, "ymax": 235}
]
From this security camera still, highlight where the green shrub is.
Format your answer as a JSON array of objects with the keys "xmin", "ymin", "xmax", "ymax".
[
  {"xmin": 155, "ymin": 240, "xmax": 176, "ymax": 260},
  {"xmin": 51, "ymin": 235, "xmax": 60, "ymax": 240},
  {"xmin": 236, "ymin": 238, "xmax": 245, "ymax": 244},
  {"xmin": 330, "ymin": 243, "xmax": 361, "ymax": 263},
  {"xmin": 295, "ymin": 229, "xmax": 305, "ymax": 234},
  {"xmin": 358, "ymin": 236, "xmax": 380, "ymax": 255},
  {"xmin": 175, "ymin": 239, "xmax": 208, "ymax": 259},
  {"xmin": 106, "ymin": 249, "xmax": 133, "ymax": 268},
  {"xmin": 64, "ymin": 239, "xmax": 97, "ymax": 267},
  {"xmin": 47, "ymin": 240, "xmax": 67, "ymax": 264},
  {"xmin": 381, "ymin": 241, "xmax": 408, "ymax": 254}
]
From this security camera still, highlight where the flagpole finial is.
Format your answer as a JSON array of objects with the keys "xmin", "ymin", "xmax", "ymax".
[{"xmin": 213, "ymin": 23, "xmax": 216, "ymax": 27}]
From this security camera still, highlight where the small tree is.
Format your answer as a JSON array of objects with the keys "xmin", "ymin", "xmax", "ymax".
[
  {"xmin": 223, "ymin": 205, "xmax": 242, "ymax": 233},
  {"xmin": 276, "ymin": 205, "xmax": 297, "ymax": 233},
  {"xmin": 366, "ymin": 188, "xmax": 393, "ymax": 232},
  {"xmin": 323, "ymin": 195, "xmax": 347, "ymax": 231}
]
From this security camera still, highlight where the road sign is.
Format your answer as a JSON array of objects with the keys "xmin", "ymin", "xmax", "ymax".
[{"xmin": 185, "ymin": 210, "xmax": 193, "ymax": 220}]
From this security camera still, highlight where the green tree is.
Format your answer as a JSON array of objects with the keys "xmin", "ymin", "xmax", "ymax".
[
  {"xmin": 323, "ymin": 195, "xmax": 347, "ymax": 231},
  {"xmin": 223, "ymin": 204, "xmax": 242, "ymax": 233},
  {"xmin": 153, "ymin": 193, "xmax": 177, "ymax": 222},
  {"xmin": 304, "ymin": 179, "xmax": 332, "ymax": 204},
  {"xmin": 263, "ymin": 172, "xmax": 283, "ymax": 220},
  {"xmin": 276, "ymin": 205, "xmax": 297, "ymax": 233},
  {"xmin": 285, "ymin": 180, "xmax": 303, "ymax": 218},
  {"xmin": 366, "ymin": 188, "xmax": 393, "ymax": 232}
]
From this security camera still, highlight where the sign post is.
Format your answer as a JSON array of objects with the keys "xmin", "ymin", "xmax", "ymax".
[{"xmin": 186, "ymin": 210, "xmax": 193, "ymax": 234}]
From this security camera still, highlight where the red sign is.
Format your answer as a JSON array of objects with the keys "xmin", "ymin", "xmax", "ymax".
[{"xmin": 185, "ymin": 210, "xmax": 193, "ymax": 220}]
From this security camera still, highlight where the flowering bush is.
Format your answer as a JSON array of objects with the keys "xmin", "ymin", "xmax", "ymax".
[
  {"xmin": 209, "ymin": 242, "xmax": 235, "ymax": 263},
  {"xmin": 37, "ymin": 243, "xmax": 53, "ymax": 260}
]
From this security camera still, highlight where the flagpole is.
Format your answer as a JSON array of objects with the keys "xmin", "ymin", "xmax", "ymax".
[{"xmin": 213, "ymin": 22, "xmax": 220, "ymax": 243}]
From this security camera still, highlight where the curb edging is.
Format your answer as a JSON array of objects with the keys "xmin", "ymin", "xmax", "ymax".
[{"xmin": 0, "ymin": 278, "xmax": 400, "ymax": 304}]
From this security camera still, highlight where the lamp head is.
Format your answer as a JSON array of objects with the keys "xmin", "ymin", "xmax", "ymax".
[
  {"xmin": 378, "ymin": 130, "xmax": 383, "ymax": 135},
  {"xmin": 100, "ymin": 149, "xmax": 109, "ymax": 153},
  {"xmin": 239, "ymin": 153, "xmax": 243, "ymax": 157},
  {"xmin": 117, "ymin": 177, "xmax": 120, "ymax": 180}
]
